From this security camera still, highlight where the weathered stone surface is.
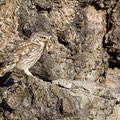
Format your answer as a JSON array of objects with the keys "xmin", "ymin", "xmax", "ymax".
[
  {"xmin": 1, "ymin": 77, "xmax": 86, "ymax": 120},
  {"xmin": 0, "ymin": 0, "xmax": 120, "ymax": 119},
  {"xmin": 103, "ymin": 1, "xmax": 120, "ymax": 65}
]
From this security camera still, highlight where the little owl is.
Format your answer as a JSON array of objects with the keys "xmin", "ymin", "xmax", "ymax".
[{"xmin": 0, "ymin": 32, "xmax": 51, "ymax": 77}]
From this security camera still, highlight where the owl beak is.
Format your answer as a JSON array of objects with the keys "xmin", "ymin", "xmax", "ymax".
[{"xmin": 45, "ymin": 40, "xmax": 49, "ymax": 51}]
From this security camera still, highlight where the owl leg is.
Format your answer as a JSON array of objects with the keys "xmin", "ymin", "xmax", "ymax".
[
  {"xmin": 24, "ymin": 69, "xmax": 40, "ymax": 80},
  {"xmin": 24, "ymin": 69, "xmax": 33, "ymax": 77}
]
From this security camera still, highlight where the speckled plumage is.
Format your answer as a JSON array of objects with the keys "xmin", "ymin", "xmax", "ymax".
[{"xmin": 0, "ymin": 32, "xmax": 51, "ymax": 77}]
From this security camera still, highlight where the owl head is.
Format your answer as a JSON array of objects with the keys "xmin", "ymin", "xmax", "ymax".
[
  {"xmin": 31, "ymin": 32, "xmax": 51, "ymax": 42},
  {"xmin": 31, "ymin": 32, "xmax": 52, "ymax": 50}
]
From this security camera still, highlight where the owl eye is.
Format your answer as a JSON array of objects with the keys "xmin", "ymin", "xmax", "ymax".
[{"xmin": 40, "ymin": 36, "xmax": 46, "ymax": 39}]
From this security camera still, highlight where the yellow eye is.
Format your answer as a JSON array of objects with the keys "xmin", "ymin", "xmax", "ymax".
[{"xmin": 40, "ymin": 36, "xmax": 46, "ymax": 39}]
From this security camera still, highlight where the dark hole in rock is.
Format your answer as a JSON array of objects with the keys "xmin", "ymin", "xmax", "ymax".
[
  {"xmin": 35, "ymin": 4, "xmax": 44, "ymax": 12},
  {"xmin": 4, "ymin": 78, "xmax": 15, "ymax": 87},
  {"xmin": 57, "ymin": 31, "xmax": 69, "ymax": 46},
  {"xmin": 22, "ymin": 28, "xmax": 32, "ymax": 38},
  {"xmin": 116, "ymin": 101, "xmax": 120, "ymax": 105},
  {"xmin": 106, "ymin": 13, "xmax": 112, "ymax": 33},
  {"xmin": 58, "ymin": 36, "xmax": 69, "ymax": 46},
  {"xmin": 91, "ymin": 1, "xmax": 106, "ymax": 10},
  {"xmin": 109, "ymin": 61, "xmax": 120, "ymax": 69},
  {"xmin": 0, "ymin": 72, "xmax": 12, "ymax": 87},
  {"xmin": 1, "ymin": 99, "xmax": 13, "ymax": 112},
  {"xmin": 58, "ymin": 37, "xmax": 69, "ymax": 46},
  {"xmin": 35, "ymin": 4, "xmax": 52, "ymax": 13},
  {"xmin": 33, "ymin": 71, "xmax": 52, "ymax": 82},
  {"xmin": 59, "ymin": 99, "xmax": 63, "ymax": 114},
  {"xmin": 108, "ymin": 51, "xmax": 120, "ymax": 69}
]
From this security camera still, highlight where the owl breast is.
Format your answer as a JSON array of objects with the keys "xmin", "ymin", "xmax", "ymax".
[{"xmin": 15, "ymin": 42, "xmax": 45, "ymax": 70}]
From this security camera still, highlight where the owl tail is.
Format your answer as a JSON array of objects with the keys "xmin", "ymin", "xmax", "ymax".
[
  {"xmin": 0, "ymin": 64, "xmax": 7, "ymax": 77},
  {"xmin": 0, "ymin": 62, "xmax": 16, "ymax": 77}
]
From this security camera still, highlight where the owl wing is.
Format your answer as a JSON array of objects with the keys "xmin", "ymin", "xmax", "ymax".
[
  {"xmin": 0, "ymin": 53, "xmax": 19, "ymax": 76},
  {"xmin": 0, "ymin": 42, "xmax": 30, "ymax": 75},
  {"xmin": 0, "ymin": 41, "xmax": 42, "ymax": 76}
]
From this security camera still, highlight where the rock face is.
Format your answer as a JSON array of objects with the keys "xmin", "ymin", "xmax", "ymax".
[{"xmin": 0, "ymin": 0, "xmax": 120, "ymax": 119}]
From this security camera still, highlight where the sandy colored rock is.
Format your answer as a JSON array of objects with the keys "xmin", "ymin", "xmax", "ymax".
[{"xmin": 0, "ymin": 0, "xmax": 120, "ymax": 120}]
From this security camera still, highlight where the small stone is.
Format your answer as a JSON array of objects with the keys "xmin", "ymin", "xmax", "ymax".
[{"xmin": 52, "ymin": 79, "xmax": 72, "ymax": 89}]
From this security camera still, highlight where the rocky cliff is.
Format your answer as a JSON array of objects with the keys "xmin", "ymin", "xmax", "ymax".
[{"xmin": 0, "ymin": 0, "xmax": 120, "ymax": 120}]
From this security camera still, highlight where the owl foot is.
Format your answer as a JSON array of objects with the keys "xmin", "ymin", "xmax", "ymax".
[
  {"xmin": 24, "ymin": 69, "xmax": 33, "ymax": 76},
  {"xmin": 27, "ymin": 75, "xmax": 39, "ymax": 81},
  {"xmin": 24, "ymin": 69, "xmax": 40, "ymax": 80}
]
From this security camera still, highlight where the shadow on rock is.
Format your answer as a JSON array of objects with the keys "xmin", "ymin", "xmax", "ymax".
[{"xmin": 0, "ymin": 72, "xmax": 14, "ymax": 87}]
